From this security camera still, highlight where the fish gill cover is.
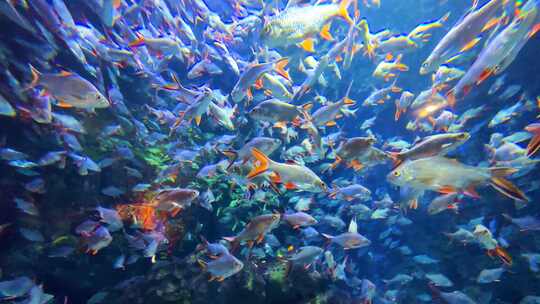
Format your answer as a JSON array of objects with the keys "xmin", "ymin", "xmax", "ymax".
[{"xmin": 0, "ymin": 0, "xmax": 539, "ymax": 303}]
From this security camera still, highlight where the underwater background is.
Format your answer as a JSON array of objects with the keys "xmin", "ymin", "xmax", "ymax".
[{"xmin": 1, "ymin": 0, "xmax": 540, "ymax": 303}]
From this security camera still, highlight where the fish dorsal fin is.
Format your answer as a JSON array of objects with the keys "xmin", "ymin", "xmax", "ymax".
[{"xmin": 348, "ymin": 217, "xmax": 358, "ymax": 233}]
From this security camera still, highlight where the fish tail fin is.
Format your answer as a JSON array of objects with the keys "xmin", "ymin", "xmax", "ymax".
[
  {"xmin": 247, "ymin": 148, "xmax": 270, "ymax": 179},
  {"xmin": 338, "ymin": 0, "xmax": 355, "ymax": 25},
  {"xmin": 274, "ymin": 57, "xmax": 290, "ymax": 81},
  {"xmin": 128, "ymin": 33, "xmax": 145, "ymax": 47},
  {"xmin": 28, "ymin": 64, "xmax": 41, "ymax": 89},
  {"xmin": 488, "ymin": 246, "xmax": 513, "ymax": 266},
  {"xmin": 489, "ymin": 167, "xmax": 528, "ymax": 202},
  {"xmin": 221, "ymin": 150, "xmax": 238, "ymax": 170}
]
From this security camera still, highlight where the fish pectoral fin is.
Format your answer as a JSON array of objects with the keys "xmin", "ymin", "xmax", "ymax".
[
  {"xmin": 320, "ymin": 23, "xmax": 333, "ymax": 41},
  {"xmin": 284, "ymin": 182, "xmax": 297, "ymax": 190},
  {"xmin": 270, "ymin": 172, "xmax": 282, "ymax": 184},
  {"xmin": 437, "ymin": 186, "xmax": 457, "ymax": 194},
  {"xmin": 59, "ymin": 70, "xmax": 73, "ymax": 77},
  {"xmin": 476, "ymin": 68, "xmax": 493, "ymax": 85},
  {"xmin": 194, "ymin": 116, "xmax": 202, "ymax": 126},
  {"xmin": 57, "ymin": 100, "xmax": 74, "ymax": 108},
  {"xmin": 459, "ymin": 37, "xmax": 481, "ymax": 53},
  {"xmin": 350, "ymin": 160, "xmax": 364, "ymax": 171},
  {"xmin": 481, "ymin": 17, "xmax": 502, "ymax": 32},
  {"xmin": 326, "ymin": 121, "xmax": 337, "ymax": 127},
  {"xmin": 254, "ymin": 77, "xmax": 264, "ymax": 90},
  {"xmin": 298, "ymin": 38, "xmax": 316, "ymax": 53}
]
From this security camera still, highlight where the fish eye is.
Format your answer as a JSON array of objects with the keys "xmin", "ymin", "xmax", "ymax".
[{"xmin": 393, "ymin": 171, "xmax": 401, "ymax": 177}]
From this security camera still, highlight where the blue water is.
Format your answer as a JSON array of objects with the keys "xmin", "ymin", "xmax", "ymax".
[{"xmin": 0, "ymin": 0, "xmax": 539, "ymax": 303}]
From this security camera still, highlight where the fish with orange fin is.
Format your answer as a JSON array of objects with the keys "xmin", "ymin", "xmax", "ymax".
[
  {"xmin": 198, "ymin": 253, "xmax": 244, "ymax": 282},
  {"xmin": 408, "ymin": 12, "xmax": 451, "ymax": 43},
  {"xmin": 363, "ymin": 80, "xmax": 402, "ymax": 106},
  {"xmin": 231, "ymin": 58, "xmax": 290, "ymax": 104},
  {"xmin": 294, "ymin": 23, "xmax": 357, "ymax": 101},
  {"xmin": 303, "ymin": 81, "xmax": 356, "ymax": 128},
  {"xmin": 247, "ymin": 148, "xmax": 327, "ymax": 193},
  {"xmin": 222, "ymin": 137, "xmax": 282, "ymax": 170},
  {"xmin": 282, "ymin": 212, "xmax": 318, "ymax": 229},
  {"xmin": 27, "ymin": 65, "xmax": 109, "ymax": 110},
  {"xmin": 81, "ymin": 226, "xmax": 112, "ymax": 255},
  {"xmin": 330, "ymin": 136, "xmax": 389, "ymax": 171},
  {"xmin": 473, "ymin": 224, "xmax": 513, "ymax": 265},
  {"xmin": 151, "ymin": 188, "xmax": 199, "ymax": 217},
  {"xmin": 329, "ymin": 183, "xmax": 371, "ymax": 202},
  {"xmin": 248, "ymin": 99, "xmax": 313, "ymax": 132},
  {"xmin": 420, "ymin": 0, "xmax": 509, "ymax": 75},
  {"xmin": 171, "ymin": 87, "xmax": 214, "ymax": 129},
  {"xmin": 394, "ymin": 91, "xmax": 414, "ymax": 121},
  {"xmin": 447, "ymin": 0, "xmax": 540, "ymax": 103},
  {"xmin": 372, "ymin": 53, "xmax": 409, "ymax": 81},
  {"xmin": 387, "ymin": 156, "xmax": 529, "ymax": 202},
  {"xmin": 525, "ymin": 122, "xmax": 540, "ymax": 157},
  {"xmin": 260, "ymin": 0, "xmax": 355, "ymax": 50},
  {"xmin": 322, "ymin": 218, "xmax": 371, "ymax": 250},
  {"xmin": 223, "ymin": 213, "xmax": 281, "ymax": 250},
  {"xmin": 128, "ymin": 33, "xmax": 185, "ymax": 58}
]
